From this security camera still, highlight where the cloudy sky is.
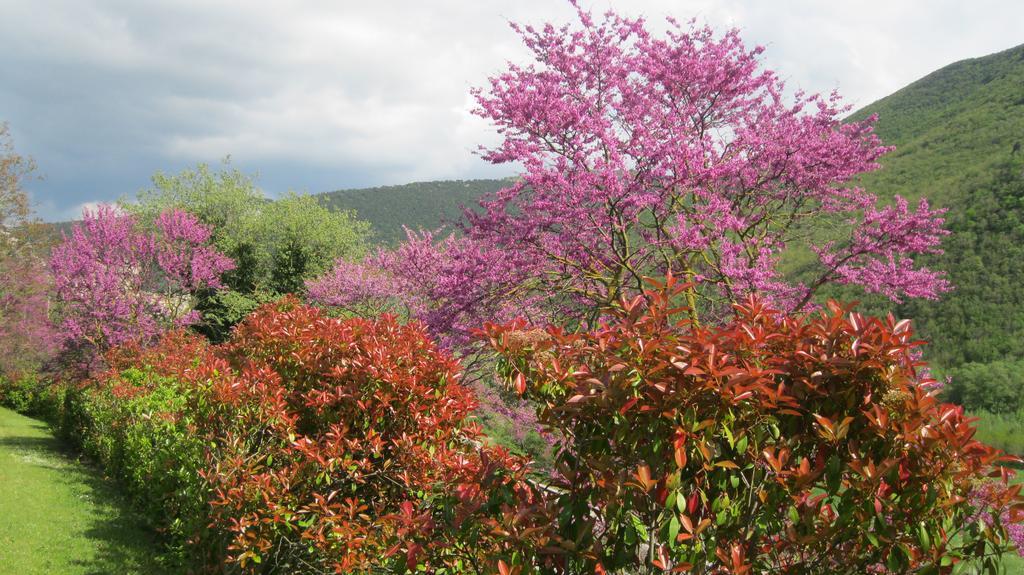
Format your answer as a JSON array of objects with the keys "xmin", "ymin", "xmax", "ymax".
[{"xmin": 2, "ymin": 0, "xmax": 1022, "ymax": 221}]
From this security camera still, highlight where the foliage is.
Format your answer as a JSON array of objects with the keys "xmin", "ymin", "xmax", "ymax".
[
  {"xmin": 943, "ymin": 359, "xmax": 1024, "ymax": 415},
  {"xmin": 47, "ymin": 301, "xmax": 544, "ymax": 573},
  {"xmin": 822, "ymin": 44, "xmax": 1024, "ymax": 376},
  {"xmin": 128, "ymin": 163, "xmax": 371, "ymax": 284},
  {"xmin": 895, "ymin": 158, "xmax": 1024, "ymax": 368},
  {"xmin": 49, "ymin": 205, "xmax": 233, "ymax": 361},
  {"xmin": 317, "ymin": 179, "xmax": 511, "ymax": 246},
  {"xmin": 201, "ymin": 297, "xmax": 537, "ymax": 572},
  {"xmin": 0, "ymin": 249, "xmax": 59, "ymax": 378},
  {"xmin": 0, "ymin": 373, "xmax": 41, "ymax": 413},
  {"xmin": 58, "ymin": 369, "xmax": 214, "ymax": 569},
  {"xmin": 311, "ymin": 6, "xmax": 949, "ymax": 351},
  {"xmin": 258, "ymin": 192, "xmax": 370, "ymax": 293},
  {"xmin": 0, "ymin": 125, "xmax": 63, "ymax": 382},
  {"xmin": 484, "ymin": 276, "xmax": 1024, "ymax": 573},
  {"xmin": 848, "ymin": 44, "xmax": 1024, "ymax": 208},
  {"xmin": 0, "ymin": 121, "xmax": 35, "ymax": 246},
  {"xmin": 131, "ymin": 161, "xmax": 263, "ymax": 254},
  {"xmin": 126, "ymin": 162, "xmax": 372, "ymax": 340},
  {"xmin": 308, "ymin": 229, "xmax": 527, "ymax": 350}
]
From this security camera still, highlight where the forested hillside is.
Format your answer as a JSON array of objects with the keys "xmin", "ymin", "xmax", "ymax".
[
  {"xmin": 848, "ymin": 43, "xmax": 1024, "ymax": 206},
  {"xmin": 848, "ymin": 43, "xmax": 1024, "ymax": 371},
  {"xmin": 316, "ymin": 179, "xmax": 511, "ymax": 244}
]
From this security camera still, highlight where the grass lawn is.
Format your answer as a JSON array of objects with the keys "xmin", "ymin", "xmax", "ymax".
[{"xmin": 0, "ymin": 407, "xmax": 168, "ymax": 575}]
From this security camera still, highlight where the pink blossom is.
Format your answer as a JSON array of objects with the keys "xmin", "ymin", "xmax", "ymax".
[
  {"xmin": 0, "ymin": 254, "xmax": 59, "ymax": 377},
  {"xmin": 309, "ymin": 6, "xmax": 949, "ymax": 337},
  {"xmin": 970, "ymin": 481, "xmax": 1024, "ymax": 556},
  {"xmin": 50, "ymin": 205, "xmax": 233, "ymax": 357}
]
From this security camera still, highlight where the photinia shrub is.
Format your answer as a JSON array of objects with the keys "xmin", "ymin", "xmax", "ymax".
[
  {"xmin": 65, "ymin": 298, "xmax": 546, "ymax": 573},
  {"xmin": 56, "ymin": 302, "xmax": 554, "ymax": 573},
  {"xmin": 484, "ymin": 276, "xmax": 1023, "ymax": 574},
  {"xmin": 199, "ymin": 297, "xmax": 545, "ymax": 573}
]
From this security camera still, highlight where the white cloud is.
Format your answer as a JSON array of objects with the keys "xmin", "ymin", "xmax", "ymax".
[{"xmin": 2, "ymin": 0, "xmax": 1022, "ymax": 219}]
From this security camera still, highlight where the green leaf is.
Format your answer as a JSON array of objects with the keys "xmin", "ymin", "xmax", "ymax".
[
  {"xmin": 886, "ymin": 548, "xmax": 901, "ymax": 572},
  {"xmin": 630, "ymin": 513, "xmax": 649, "ymax": 542},
  {"xmin": 735, "ymin": 434, "xmax": 748, "ymax": 454},
  {"xmin": 668, "ymin": 515, "xmax": 681, "ymax": 547},
  {"xmin": 825, "ymin": 455, "xmax": 842, "ymax": 493}
]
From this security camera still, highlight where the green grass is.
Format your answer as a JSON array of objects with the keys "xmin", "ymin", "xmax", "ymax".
[
  {"xmin": 965, "ymin": 409, "xmax": 1024, "ymax": 456},
  {"xmin": 0, "ymin": 407, "xmax": 168, "ymax": 575}
]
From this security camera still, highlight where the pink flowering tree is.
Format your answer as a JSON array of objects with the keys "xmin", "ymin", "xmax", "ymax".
[
  {"xmin": 309, "ymin": 229, "xmax": 541, "ymax": 350},
  {"xmin": 0, "ymin": 254, "xmax": 59, "ymax": 378},
  {"xmin": 309, "ymin": 7, "xmax": 949, "ymax": 342},
  {"xmin": 50, "ymin": 205, "xmax": 233, "ymax": 359}
]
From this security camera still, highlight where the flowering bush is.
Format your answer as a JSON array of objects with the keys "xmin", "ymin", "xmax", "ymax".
[
  {"xmin": 57, "ymin": 299, "xmax": 546, "ymax": 573},
  {"xmin": 0, "ymin": 253, "xmax": 58, "ymax": 380},
  {"xmin": 484, "ymin": 276, "xmax": 1023, "ymax": 573},
  {"xmin": 50, "ymin": 205, "xmax": 233, "ymax": 362}
]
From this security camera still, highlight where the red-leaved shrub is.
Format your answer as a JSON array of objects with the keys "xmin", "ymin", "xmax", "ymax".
[
  {"xmin": 483, "ymin": 276, "xmax": 1024, "ymax": 573},
  {"xmin": 193, "ymin": 297, "xmax": 542, "ymax": 572},
  {"xmin": 63, "ymin": 298, "xmax": 550, "ymax": 573}
]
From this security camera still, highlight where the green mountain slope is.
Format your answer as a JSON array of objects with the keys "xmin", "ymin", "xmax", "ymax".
[
  {"xmin": 316, "ymin": 179, "xmax": 512, "ymax": 245},
  {"xmin": 846, "ymin": 43, "xmax": 1024, "ymax": 369},
  {"xmin": 849, "ymin": 43, "xmax": 1024, "ymax": 206}
]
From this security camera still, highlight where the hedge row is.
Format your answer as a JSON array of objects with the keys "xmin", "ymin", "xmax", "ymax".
[{"xmin": 2, "ymin": 285, "xmax": 1022, "ymax": 573}]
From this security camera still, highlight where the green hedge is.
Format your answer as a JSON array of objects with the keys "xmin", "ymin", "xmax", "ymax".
[{"xmin": 2, "ymin": 368, "xmax": 222, "ymax": 571}]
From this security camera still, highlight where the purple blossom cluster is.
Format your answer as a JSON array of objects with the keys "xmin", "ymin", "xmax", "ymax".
[
  {"xmin": 970, "ymin": 481, "xmax": 1024, "ymax": 556},
  {"xmin": 309, "ymin": 228, "xmax": 541, "ymax": 350},
  {"xmin": 50, "ymin": 204, "xmax": 233, "ymax": 354}
]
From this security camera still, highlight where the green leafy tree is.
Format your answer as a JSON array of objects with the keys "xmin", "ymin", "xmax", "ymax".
[
  {"xmin": 124, "ymin": 162, "xmax": 372, "ymax": 340},
  {"xmin": 944, "ymin": 359, "xmax": 1024, "ymax": 414},
  {"xmin": 0, "ymin": 122, "xmax": 37, "ymax": 255},
  {"xmin": 257, "ymin": 192, "xmax": 371, "ymax": 294}
]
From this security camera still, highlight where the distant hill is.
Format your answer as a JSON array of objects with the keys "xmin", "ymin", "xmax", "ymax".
[
  {"xmin": 316, "ymin": 179, "xmax": 513, "ymax": 245},
  {"xmin": 842, "ymin": 43, "xmax": 1024, "ymax": 369},
  {"xmin": 849, "ymin": 43, "xmax": 1024, "ymax": 205}
]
